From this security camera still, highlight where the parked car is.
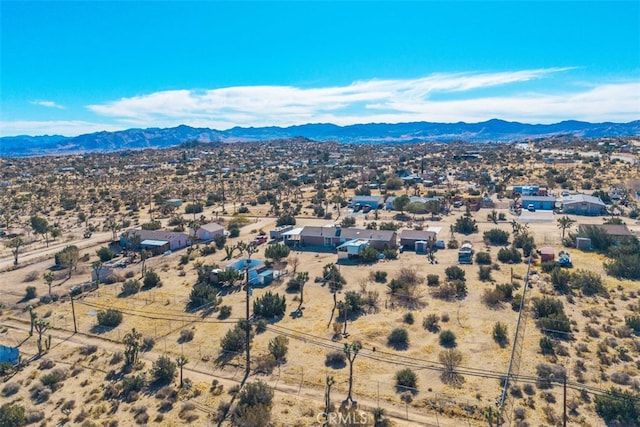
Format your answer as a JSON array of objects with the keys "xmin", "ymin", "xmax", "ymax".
[
  {"xmin": 253, "ymin": 235, "xmax": 268, "ymax": 245},
  {"xmin": 527, "ymin": 204, "xmax": 535, "ymax": 212}
]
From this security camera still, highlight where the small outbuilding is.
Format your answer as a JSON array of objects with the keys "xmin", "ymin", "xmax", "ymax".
[{"xmin": 538, "ymin": 246, "xmax": 555, "ymax": 262}]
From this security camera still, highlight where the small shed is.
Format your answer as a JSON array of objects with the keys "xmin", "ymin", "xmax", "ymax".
[
  {"xmin": 0, "ymin": 344, "xmax": 19, "ymax": 364},
  {"xmin": 415, "ymin": 240, "xmax": 428, "ymax": 254},
  {"xmin": 576, "ymin": 237, "xmax": 592, "ymax": 251},
  {"xmin": 270, "ymin": 225, "xmax": 294, "ymax": 240},
  {"xmin": 140, "ymin": 239, "xmax": 170, "ymax": 256},
  {"xmin": 538, "ymin": 246, "xmax": 555, "ymax": 262}
]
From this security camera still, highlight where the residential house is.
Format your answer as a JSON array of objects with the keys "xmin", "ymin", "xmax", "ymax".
[
  {"xmin": 195, "ymin": 222, "xmax": 225, "ymax": 241},
  {"xmin": 399, "ymin": 229, "xmax": 437, "ymax": 251},
  {"xmin": 298, "ymin": 226, "xmax": 397, "ymax": 250},
  {"xmin": 521, "ymin": 195, "xmax": 557, "ymax": 211},
  {"xmin": 562, "ymin": 195, "xmax": 606, "ymax": 216},
  {"xmin": 578, "ymin": 224, "xmax": 635, "ymax": 245},
  {"xmin": 122, "ymin": 229, "xmax": 189, "ymax": 251},
  {"xmin": 349, "ymin": 195, "xmax": 385, "ymax": 210}
]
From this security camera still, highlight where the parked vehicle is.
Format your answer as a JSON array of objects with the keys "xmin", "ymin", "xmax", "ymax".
[{"xmin": 253, "ymin": 235, "xmax": 268, "ymax": 245}]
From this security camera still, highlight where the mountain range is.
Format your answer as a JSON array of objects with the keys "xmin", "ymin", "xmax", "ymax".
[{"xmin": 1, "ymin": 119, "xmax": 639, "ymax": 157}]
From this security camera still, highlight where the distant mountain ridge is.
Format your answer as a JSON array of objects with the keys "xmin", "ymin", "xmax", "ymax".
[{"xmin": 2, "ymin": 119, "xmax": 639, "ymax": 157}]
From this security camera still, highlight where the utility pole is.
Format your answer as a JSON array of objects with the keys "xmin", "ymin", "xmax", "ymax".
[
  {"xmin": 245, "ymin": 261, "xmax": 251, "ymax": 377},
  {"xmin": 70, "ymin": 294, "xmax": 77, "ymax": 333},
  {"xmin": 563, "ymin": 375, "xmax": 567, "ymax": 427}
]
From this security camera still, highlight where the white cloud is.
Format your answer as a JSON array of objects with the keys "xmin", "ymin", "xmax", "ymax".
[
  {"xmin": 3, "ymin": 69, "xmax": 638, "ymax": 136},
  {"xmin": 30, "ymin": 100, "xmax": 65, "ymax": 109}
]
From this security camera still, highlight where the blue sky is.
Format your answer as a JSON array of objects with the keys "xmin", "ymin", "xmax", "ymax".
[{"xmin": 1, "ymin": 1, "xmax": 639, "ymax": 137}]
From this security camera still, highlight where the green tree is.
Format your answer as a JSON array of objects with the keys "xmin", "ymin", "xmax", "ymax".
[
  {"xmin": 30, "ymin": 215, "xmax": 50, "ymax": 247},
  {"xmin": 96, "ymin": 246, "xmax": 115, "ymax": 262},
  {"xmin": 264, "ymin": 243, "xmax": 290, "ymax": 263},
  {"xmin": 392, "ymin": 195, "xmax": 410, "ymax": 213},
  {"xmin": 151, "ymin": 355, "xmax": 176, "ymax": 384},
  {"xmin": 253, "ymin": 292, "xmax": 286, "ymax": 319},
  {"xmin": 556, "ymin": 215, "xmax": 576, "ymax": 240},
  {"xmin": 268, "ymin": 335, "xmax": 289, "ymax": 365}
]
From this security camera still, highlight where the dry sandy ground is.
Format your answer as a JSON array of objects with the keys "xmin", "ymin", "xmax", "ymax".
[{"xmin": 2, "ymin": 204, "xmax": 640, "ymax": 426}]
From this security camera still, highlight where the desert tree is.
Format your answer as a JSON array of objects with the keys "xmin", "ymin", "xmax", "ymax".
[
  {"xmin": 439, "ymin": 349, "xmax": 464, "ymax": 386},
  {"xmin": 43, "ymin": 271, "xmax": 55, "ymax": 296},
  {"xmin": 343, "ymin": 340, "xmax": 362, "ymax": 405},
  {"xmin": 176, "ymin": 354, "xmax": 189, "ymax": 388},
  {"xmin": 324, "ymin": 375, "xmax": 335, "ymax": 418},
  {"xmin": 123, "ymin": 328, "xmax": 142, "ymax": 367},
  {"xmin": 268, "ymin": 335, "xmax": 289, "ymax": 365},
  {"xmin": 557, "ymin": 215, "xmax": 576, "ymax": 240},
  {"xmin": 30, "ymin": 215, "xmax": 50, "ymax": 247},
  {"xmin": 295, "ymin": 271, "xmax": 309, "ymax": 313},
  {"xmin": 34, "ymin": 318, "xmax": 50, "ymax": 355},
  {"xmin": 6, "ymin": 237, "xmax": 24, "ymax": 266}
]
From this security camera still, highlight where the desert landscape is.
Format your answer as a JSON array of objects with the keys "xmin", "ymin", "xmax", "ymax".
[{"xmin": 1, "ymin": 137, "xmax": 640, "ymax": 426}]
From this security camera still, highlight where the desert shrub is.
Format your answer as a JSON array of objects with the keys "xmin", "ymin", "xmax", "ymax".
[
  {"xmin": 220, "ymin": 323, "xmax": 250, "ymax": 354},
  {"xmin": 253, "ymin": 291, "xmax": 286, "ymax": 318},
  {"xmin": 268, "ymin": 336, "xmax": 289, "ymax": 364},
  {"xmin": 25, "ymin": 409, "xmax": 44, "ymax": 424},
  {"xmin": 423, "ymin": 314, "xmax": 440, "ymax": 332},
  {"xmin": 475, "ymin": 252, "xmax": 492, "ymax": 265},
  {"xmin": 541, "ymin": 260, "xmax": 558, "ymax": 273},
  {"xmin": 218, "ymin": 305, "xmax": 232, "ymax": 319},
  {"xmin": 121, "ymin": 279, "xmax": 141, "ymax": 296},
  {"xmin": 122, "ymin": 374, "xmax": 146, "ymax": 395},
  {"xmin": 550, "ymin": 267, "xmax": 571, "ymax": 293},
  {"xmin": 25, "ymin": 286, "xmax": 37, "ymax": 299},
  {"xmin": 0, "ymin": 404, "xmax": 26, "ymax": 427},
  {"xmin": 570, "ymin": 269, "xmax": 605, "ymax": 296},
  {"xmin": 143, "ymin": 270, "xmax": 162, "ymax": 289},
  {"xmin": 40, "ymin": 368, "xmax": 67, "ymax": 390},
  {"xmin": 447, "ymin": 239, "xmax": 459, "ymax": 249},
  {"xmin": 39, "ymin": 358, "xmax": 55, "ymax": 370},
  {"xmin": 255, "ymin": 319, "xmax": 267, "ymax": 334},
  {"xmin": 373, "ymin": 271, "xmax": 388, "ymax": 283},
  {"xmin": 2, "ymin": 382, "xmax": 20, "ymax": 397},
  {"xmin": 454, "ymin": 216, "xmax": 478, "ymax": 234},
  {"xmin": 445, "ymin": 266, "xmax": 465, "ymax": 281},
  {"xmin": 387, "ymin": 328, "xmax": 409, "ymax": 350},
  {"xmin": 141, "ymin": 336, "xmax": 155, "ymax": 352},
  {"xmin": 594, "ymin": 387, "xmax": 640, "ymax": 425},
  {"xmin": 497, "ymin": 247, "xmax": 521, "ymax": 263},
  {"xmin": 233, "ymin": 380, "xmax": 274, "ymax": 427},
  {"xmin": 97, "ymin": 309, "xmax": 123, "ymax": 327},
  {"xmin": 426, "ymin": 274, "xmax": 440, "ymax": 286},
  {"xmin": 535, "ymin": 363, "xmax": 566, "ymax": 389},
  {"xmin": 337, "ymin": 291, "xmax": 366, "ymax": 318},
  {"xmin": 439, "ymin": 330, "xmax": 457, "ymax": 347},
  {"xmin": 479, "ymin": 266, "xmax": 492, "ymax": 282},
  {"xmin": 179, "ymin": 329, "xmax": 194, "ymax": 343},
  {"xmin": 325, "ymin": 351, "xmax": 346, "ymax": 368},
  {"xmin": 540, "ymin": 336, "xmax": 554, "ymax": 354},
  {"xmin": 403, "ymin": 312, "xmax": 414, "ymax": 325},
  {"xmin": 395, "ymin": 368, "xmax": 418, "ymax": 393},
  {"xmin": 493, "ymin": 322, "xmax": 509, "ymax": 347},
  {"xmin": 483, "ymin": 229, "xmax": 510, "ymax": 245},
  {"xmin": 151, "ymin": 355, "xmax": 176, "ymax": 384},
  {"xmin": 626, "ymin": 316, "xmax": 640, "ymax": 335},
  {"xmin": 97, "ymin": 247, "xmax": 115, "ymax": 262}
]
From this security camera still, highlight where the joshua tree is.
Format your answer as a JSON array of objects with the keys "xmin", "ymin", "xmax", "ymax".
[
  {"xmin": 343, "ymin": 341, "xmax": 362, "ymax": 405},
  {"xmin": 28, "ymin": 306, "xmax": 36, "ymax": 336},
  {"xmin": 296, "ymin": 272, "xmax": 309, "ymax": 313},
  {"xmin": 123, "ymin": 328, "xmax": 142, "ymax": 367},
  {"xmin": 324, "ymin": 375, "xmax": 335, "ymax": 418},
  {"xmin": 34, "ymin": 318, "xmax": 50, "ymax": 355},
  {"xmin": 557, "ymin": 215, "xmax": 576, "ymax": 240},
  {"xmin": 7, "ymin": 236, "xmax": 24, "ymax": 266},
  {"xmin": 44, "ymin": 271, "xmax": 55, "ymax": 296},
  {"xmin": 176, "ymin": 354, "xmax": 189, "ymax": 388}
]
